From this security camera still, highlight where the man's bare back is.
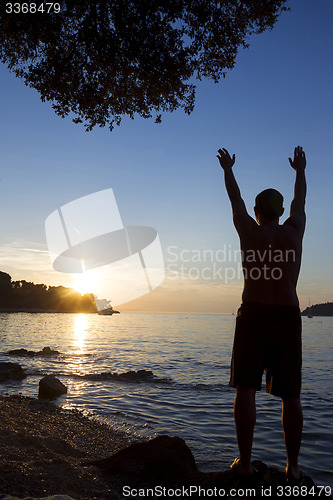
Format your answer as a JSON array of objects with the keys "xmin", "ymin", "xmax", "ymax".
[
  {"xmin": 217, "ymin": 146, "xmax": 306, "ymax": 307},
  {"xmin": 239, "ymin": 218, "xmax": 303, "ymax": 306}
]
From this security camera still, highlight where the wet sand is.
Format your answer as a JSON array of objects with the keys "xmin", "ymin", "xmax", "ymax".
[{"xmin": 0, "ymin": 396, "xmax": 129, "ymax": 499}]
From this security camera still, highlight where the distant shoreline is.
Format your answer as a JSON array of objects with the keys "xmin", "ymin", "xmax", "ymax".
[
  {"xmin": 1, "ymin": 308, "xmax": 333, "ymax": 316},
  {"xmin": 301, "ymin": 301, "xmax": 333, "ymax": 317}
]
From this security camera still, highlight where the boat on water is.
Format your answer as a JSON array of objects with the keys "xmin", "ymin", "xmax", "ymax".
[
  {"xmin": 97, "ymin": 307, "xmax": 120, "ymax": 315},
  {"xmin": 307, "ymin": 298, "xmax": 313, "ymax": 318}
]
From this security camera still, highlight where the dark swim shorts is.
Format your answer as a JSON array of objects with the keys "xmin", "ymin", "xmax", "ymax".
[{"xmin": 229, "ymin": 302, "xmax": 302, "ymax": 398}]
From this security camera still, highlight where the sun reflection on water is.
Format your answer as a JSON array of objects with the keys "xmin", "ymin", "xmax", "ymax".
[
  {"xmin": 74, "ymin": 313, "xmax": 88, "ymax": 353},
  {"xmin": 65, "ymin": 314, "xmax": 91, "ymax": 379}
]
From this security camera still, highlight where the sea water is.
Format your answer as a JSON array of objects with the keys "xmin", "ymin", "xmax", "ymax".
[{"xmin": 0, "ymin": 312, "xmax": 332, "ymax": 488}]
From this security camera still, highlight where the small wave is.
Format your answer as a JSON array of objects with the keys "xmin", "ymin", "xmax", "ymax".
[
  {"xmin": 0, "ymin": 356, "xmax": 232, "ymax": 394},
  {"xmin": 67, "ymin": 370, "xmax": 231, "ymax": 392},
  {"xmin": 24, "ymin": 368, "xmax": 45, "ymax": 376},
  {"xmin": 64, "ymin": 352, "xmax": 95, "ymax": 358},
  {"xmin": 193, "ymin": 382, "xmax": 231, "ymax": 391}
]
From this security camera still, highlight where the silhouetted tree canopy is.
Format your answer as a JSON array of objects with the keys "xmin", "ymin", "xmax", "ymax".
[
  {"xmin": 0, "ymin": 0, "xmax": 288, "ymax": 131},
  {"xmin": 0, "ymin": 271, "xmax": 97, "ymax": 312}
]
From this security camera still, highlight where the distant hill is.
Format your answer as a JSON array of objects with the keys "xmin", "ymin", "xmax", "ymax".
[{"xmin": 301, "ymin": 301, "xmax": 333, "ymax": 317}]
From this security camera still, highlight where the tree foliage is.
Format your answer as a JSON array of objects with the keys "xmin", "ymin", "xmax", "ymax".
[
  {"xmin": 0, "ymin": 271, "xmax": 97, "ymax": 312},
  {"xmin": 0, "ymin": 0, "xmax": 288, "ymax": 131}
]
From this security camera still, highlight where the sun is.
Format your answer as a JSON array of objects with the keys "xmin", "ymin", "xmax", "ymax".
[{"xmin": 71, "ymin": 272, "xmax": 99, "ymax": 296}]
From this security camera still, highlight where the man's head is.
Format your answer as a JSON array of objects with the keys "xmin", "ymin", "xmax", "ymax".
[{"xmin": 254, "ymin": 188, "xmax": 284, "ymax": 224}]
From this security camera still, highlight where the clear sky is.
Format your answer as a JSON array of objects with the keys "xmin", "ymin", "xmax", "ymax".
[{"xmin": 1, "ymin": 0, "xmax": 332, "ymax": 313}]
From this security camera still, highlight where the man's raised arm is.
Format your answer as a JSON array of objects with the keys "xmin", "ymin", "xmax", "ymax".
[
  {"xmin": 217, "ymin": 148, "xmax": 252, "ymax": 231},
  {"xmin": 287, "ymin": 146, "xmax": 307, "ymax": 231}
]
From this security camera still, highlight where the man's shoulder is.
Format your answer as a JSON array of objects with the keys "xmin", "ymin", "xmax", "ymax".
[
  {"xmin": 234, "ymin": 213, "xmax": 258, "ymax": 235},
  {"xmin": 282, "ymin": 214, "xmax": 306, "ymax": 235},
  {"xmin": 239, "ymin": 222, "xmax": 302, "ymax": 249}
]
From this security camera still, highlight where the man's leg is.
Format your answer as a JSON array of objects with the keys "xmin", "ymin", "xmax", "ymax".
[
  {"xmin": 234, "ymin": 386, "xmax": 256, "ymax": 475},
  {"xmin": 282, "ymin": 398, "xmax": 303, "ymax": 479}
]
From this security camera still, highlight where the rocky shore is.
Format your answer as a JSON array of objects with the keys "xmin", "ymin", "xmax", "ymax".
[{"xmin": 0, "ymin": 396, "xmax": 330, "ymax": 500}]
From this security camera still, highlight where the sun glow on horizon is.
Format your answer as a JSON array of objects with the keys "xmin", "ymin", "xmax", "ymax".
[{"xmin": 71, "ymin": 272, "xmax": 99, "ymax": 296}]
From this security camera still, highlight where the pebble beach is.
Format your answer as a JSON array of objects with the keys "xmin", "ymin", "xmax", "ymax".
[{"xmin": 0, "ymin": 396, "xmax": 129, "ymax": 500}]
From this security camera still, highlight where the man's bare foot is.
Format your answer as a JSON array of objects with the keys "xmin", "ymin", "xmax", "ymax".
[
  {"xmin": 230, "ymin": 458, "xmax": 254, "ymax": 476},
  {"xmin": 286, "ymin": 464, "xmax": 302, "ymax": 481}
]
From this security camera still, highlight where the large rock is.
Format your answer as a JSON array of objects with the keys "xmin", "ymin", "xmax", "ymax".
[
  {"xmin": 84, "ymin": 435, "xmax": 197, "ymax": 485},
  {"xmin": 84, "ymin": 436, "xmax": 324, "ymax": 499},
  {"xmin": 38, "ymin": 375, "xmax": 67, "ymax": 399},
  {"xmin": 0, "ymin": 362, "xmax": 27, "ymax": 381}
]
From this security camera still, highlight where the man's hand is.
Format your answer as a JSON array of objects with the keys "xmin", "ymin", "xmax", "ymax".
[
  {"xmin": 217, "ymin": 148, "xmax": 235, "ymax": 170},
  {"xmin": 289, "ymin": 146, "xmax": 306, "ymax": 171}
]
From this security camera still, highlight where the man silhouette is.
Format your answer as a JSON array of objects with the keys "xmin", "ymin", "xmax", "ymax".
[{"xmin": 217, "ymin": 146, "xmax": 306, "ymax": 481}]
